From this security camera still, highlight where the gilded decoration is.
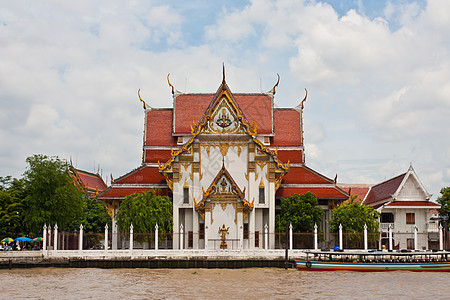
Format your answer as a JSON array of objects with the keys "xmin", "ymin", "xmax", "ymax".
[
  {"xmin": 196, "ymin": 163, "xmax": 250, "ymax": 224},
  {"xmin": 242, "ymin": 198, "xmax": 254, "ymax": 221},
  {"xmin": 259, "ymin": 178, "xmax": 265, "ymax": 188},
  {"xmin": 189, "ymin": 86, "xmax": 257, "ymax": 137},
  {"xmin": 181, "ymin": 162, "xmax": 191, "ymax": 171},
  {"xmin": 183, "ymin": 178, "xmax": 189, "ymax": 188},
  {"xmin": 220, "ymin": 202, "xmax": 228, "ymax": 211},
  {"xmin": 219, "ymin": 144, "xmax": 230, "ymax": 157},
  {"xmin": 194, "ymin": 198, "xmax": 205, "ymax": 221}
]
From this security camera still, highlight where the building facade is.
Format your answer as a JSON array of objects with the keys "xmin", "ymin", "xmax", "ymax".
[
  {"xmin": 99, "ymin": 71, "xmax": 348, "ymax": 250},
  {"xmin": 363, "ymin": 165, "xmax": 440, "ymax": 250}
]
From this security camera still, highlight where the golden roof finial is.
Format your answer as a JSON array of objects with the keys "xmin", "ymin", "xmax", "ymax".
[
  {"xmin": 138, "ymin": 89, "xmax": 148, "ymax": 110},
  {"xmin": 267, "ymin": 73, "xmax": 280, "ymax": 95},
  {"xmin": 167, "ymin": 73, "xmax": 175, "ymax": 95}
]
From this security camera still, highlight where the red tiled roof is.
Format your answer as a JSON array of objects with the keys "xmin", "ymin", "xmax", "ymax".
[
  {"xmin": 72, "ymin": 169, "xmax": 107, "ymax": 192},
  {"xmin": 276, "ymin": 187, "xmax": 348, "ymax": 199},
  {"xmin": 115, "ymin": 166, "xmax": 165, "ymax": 185},
  {"xmin": 146, "ymin": 109, "xmax": 177, "ymax": 146},
  {"xmin": 344, "ymin": 187, "xmax": 370, "ymax": 203},
  {"xmin": 174, "ymin": 94, "xmax": 273, "ymax": 134},
  {"xmin": 99, "ymin": 187, "xmax": 169, "ymax": 199},
  {"xmin": 385, "ymin": 201, "xmax": 440, "ymax": 207},
  {"xmin": 144, "ymin": 149, "xmax": 172, "ymax": 163},
  {"xmin": 273, "ymin": 109, "xmax": 302, "ymax": 147},
  {"xmin": 364, "ymin": 173, "xmax": 406, "ymax": 206},
  {"xmin": 276, "ymin": 150, "xmax": 303, "ymax": 164},
  {"xmin": 283, "ymin": 166, "xmax": 332, "ymax": 185}
]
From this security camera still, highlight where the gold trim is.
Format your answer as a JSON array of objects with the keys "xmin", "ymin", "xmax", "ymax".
[
  {"xmin": 219, "ymin": 144, "xmax": 230, "ymax": 157},
  {"xmin": 181, "ymin": 162, "xmax": 191, "ymax": 171},
  {"xmin": 220, "ymin": 202, "xmax": 227, "ymax": 211},
  {"xmin": 183, "ymin": 178, "xmax": 189, "ymax": 188},
  {"xmin": 259, "ymin": 179, "xmax": 265, "ymax": 188}
]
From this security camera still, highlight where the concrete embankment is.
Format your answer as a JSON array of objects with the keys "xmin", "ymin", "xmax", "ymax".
[{"xmin": 0, "ymin": 250, "xmax": 305, "ymax": 269}]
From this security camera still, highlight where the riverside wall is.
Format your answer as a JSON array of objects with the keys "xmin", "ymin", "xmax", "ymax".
[{"xmin": 0, "ymin": 250, "xmax": 306, "ymax": 269}]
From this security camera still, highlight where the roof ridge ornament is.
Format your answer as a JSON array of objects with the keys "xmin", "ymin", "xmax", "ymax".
[
  {"xmin": 138, "ymin": 89, "xmax": 152, "ymax": 110},
  {"xmin": 267, "ymin": 73, "xmax": 280, "ymax": 95}
]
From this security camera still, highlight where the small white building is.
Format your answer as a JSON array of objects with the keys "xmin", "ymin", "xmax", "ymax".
[{"xmin": 364, "ymin": 165, "xmax": 440, "ymax": 250}]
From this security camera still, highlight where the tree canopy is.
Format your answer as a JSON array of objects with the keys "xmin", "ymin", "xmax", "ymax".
[
  {"xmin": 276, "ymin": 192, "xmax": 323, "ymax": 233},
  {"xmin": 329, "ymin": 196, "xmax": 380, "ymax": 233},
  {"xmin": 22, "ymin": 154, "xmax": 85, "ymax": 235},
  {"xmin": 116, "ymin": 189, "xmax": 173, "ymax": 247},
  {"xmin": 82, "ymin": 198, "xmax": 111, "ymax": 233},
  {"xmin": 437, "ymin": 187, "xmax": 450, "ymax": 222},
  {"xmin": 0, "ymin": 176, "xmax": 26, "ymax": 237}
]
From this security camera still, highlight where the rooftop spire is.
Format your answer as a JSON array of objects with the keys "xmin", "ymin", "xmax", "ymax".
[{"xmin": 222, "ymin": 63, "xmax": 226, "ymax": 84}]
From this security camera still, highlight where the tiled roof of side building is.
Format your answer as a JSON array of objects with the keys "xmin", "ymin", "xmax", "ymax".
[
  {"xmin": 174, "ymin": 94, "xmax": 273, "ymax": 134},
  {"xmin": 146, "ymin": 109, "xmax": 177, "ymax": 146},
  {"xmin": 385, "ymin": 201, "xmax": 440, "ymax": 207},
  {"xmin": 272, "ymin": 109, "xmax": 301, "ymax": 147},
  {"xmin": 364, "ymin": 173, "xmax": 406, "ymax": 206},
  {"xmin": 73, "ymin": 169, "xmax": 107, "ymax": 191},
  {"xmin": 337, "ymin": 184, "xmax": 372, "ymax": 204}
]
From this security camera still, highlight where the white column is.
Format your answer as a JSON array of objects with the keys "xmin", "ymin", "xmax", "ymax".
[
  {"xmin": 129, "ymin": 223, "xmax": 134, "ymax": 251},
  {"xmin": 42, "ymin": 224, "xmax": 47, "ymax": 256},
  {"xmin": 104, "ymin": 224, "xmax": 108, "ymax": 251},
  {"xmin": 79, "ymin": 224, "xmax": 83, "ymax": 251},
  {"xmin": 48, "ymin": 227, "xmax": 52, "ymax": 250},
  {"xmin": 388, "ymin": 224, "xmax": 393, "ymax": 251},
  {"xmin": 239, "ymin": 225, "xmax": 243, "ymax": 250},
  {"xmin": 364, "ymin": 223, "xmax": 368, "ymax": 251},
  {"xmin": 204, "ymin": 225, "xmax": 208, "ymax": 251},
  {"xmin": 339, "ymin": 223, "xmax": 343, "ymax": 250},
  {"xmin": 155, "ymin": 223, "xmax": 159, "ymax": 251},
  {"xmin": 264, "ymin": 224, "xmax": 269, "ymax": 250},
  {"xmin": 180, "ymin": 224, "xmax": 184, "ymax": 250},
  {"xmin": 53, "ymin": 224, "xmax": 58, "ymax": 251},
  {"xmin": 111, "ymin": 209, "xmax": 118, "ymax": 250},
  {"xmin": 314, "ymin": 223, "xmax": 318, "ymax": 251},
  {"xmin": 289, "ymin": 223, "xmax": 293, "ymax": 250},
  {"xmin": 414, "ymin": 225, "xmax": 418, "ymax": 251},
  {"xmin": 439, "ymin": 224, "xmax": 443, "ymax": 251}
]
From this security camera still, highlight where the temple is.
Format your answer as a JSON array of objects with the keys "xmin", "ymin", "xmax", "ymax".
[{"xmin": 98, "ymin": 69, "xmax": 348, "ymax": 249}]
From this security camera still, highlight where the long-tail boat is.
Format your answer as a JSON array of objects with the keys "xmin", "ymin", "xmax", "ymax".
[{"xmin": 296, "ymin": 250, "xmax": 450, "ymax": 272}]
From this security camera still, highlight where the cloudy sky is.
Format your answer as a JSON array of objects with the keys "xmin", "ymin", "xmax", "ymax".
[{"xmin": 1, "ymin": 0, "xmax": 448, "ymax": 199}]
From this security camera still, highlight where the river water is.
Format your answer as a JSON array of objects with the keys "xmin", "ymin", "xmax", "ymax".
[{"xmin": 1, "ymin": 268, "xmax": 449, "ymax": 299}]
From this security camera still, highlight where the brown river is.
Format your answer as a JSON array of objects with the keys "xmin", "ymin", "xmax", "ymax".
[{"xmin": 1, "ymin": 268, "xmax": 449, "ymax": 299}]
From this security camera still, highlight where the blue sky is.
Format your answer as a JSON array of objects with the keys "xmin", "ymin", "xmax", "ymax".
[{"xmin": 0, "ymin": 0, "xmax": 448, "ymax": 199}]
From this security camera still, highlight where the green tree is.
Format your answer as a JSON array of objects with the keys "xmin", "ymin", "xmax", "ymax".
[
  {"xmin": 22, "ymin": 154, "xmax": 85, "ymax": 235},
  {"xmin": 276, "ymin": 192, "xmax": 323, "ymax": 233},
  {"xmin": 116, "ymin": 189, "xmax": 172, "ymax": 248},
  {"xmin": 82, "ymin": 198, "xmax": 111, "ymax": 233},
  {"xmin": 0, "ymin": 176, "xmax": 26, "ymax": 237},
  {"xmin": 330, "ymin": 196, "xmax": 380, "ymax": 247},
  {"xmin": 437, "ymin": 187, "xmax": 450, "ymax": 221}
]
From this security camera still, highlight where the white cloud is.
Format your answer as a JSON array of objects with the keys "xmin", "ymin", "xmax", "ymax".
[{"xmin": 0, "ymin": 0, "xmax": 448, "ymax": 199}]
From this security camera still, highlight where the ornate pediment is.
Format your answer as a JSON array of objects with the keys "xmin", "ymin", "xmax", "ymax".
[
  {"xmin": 191, "ymin": 81, "xmax": 257, "ymax": 137},
  {"xmin": 202, "ymin": 163, "xmax": 245, "ymax": 200}
]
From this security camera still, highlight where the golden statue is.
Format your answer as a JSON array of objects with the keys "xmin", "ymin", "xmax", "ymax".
[{"xmin": 219, "ymin": 224, "xmax": 229, "ymax": 249}]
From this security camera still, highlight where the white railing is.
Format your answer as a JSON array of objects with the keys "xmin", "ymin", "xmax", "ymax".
[
  {"xmin": 380, "ymin": 223, "xmax": 394, "ymax": 231},
  {"xmin": 427, "ymin": 222, "xmax": 439, "ymax": 232}
]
